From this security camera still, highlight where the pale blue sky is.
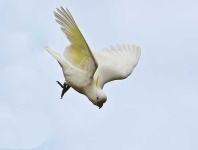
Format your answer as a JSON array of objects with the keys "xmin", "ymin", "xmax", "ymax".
[{"xmin": 0, "ymin": 0, "xmax": 198, "ymax": 149}]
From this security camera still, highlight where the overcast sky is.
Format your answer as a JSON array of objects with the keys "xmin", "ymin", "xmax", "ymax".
[{"xmin": 0, "ymin": 0, "xmax": 198, "ymax": 149}]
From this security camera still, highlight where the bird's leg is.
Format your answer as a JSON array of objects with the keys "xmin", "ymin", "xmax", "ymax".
[
  {"xmin": 56, "ymin": 81, "xmax": 70, "ymax": 99},
  {"xmin": 61, "ymin": 83, "xmax": 70, "ymax": 99}
]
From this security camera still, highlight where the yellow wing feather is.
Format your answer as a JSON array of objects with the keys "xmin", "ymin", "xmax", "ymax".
[{"xmin": 54, "ymin": 7, "xmax": 97, "ymax": 73}]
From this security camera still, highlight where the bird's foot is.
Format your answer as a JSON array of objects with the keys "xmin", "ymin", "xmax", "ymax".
[
  {"xmin": 56, "ymin": 81, "xmax": 64, "ymax": 88},
  {"xmin": 56, "ymin": 81, "xmax": 71, "ymax": 99}
]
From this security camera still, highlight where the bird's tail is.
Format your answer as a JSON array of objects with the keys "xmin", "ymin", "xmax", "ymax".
[{"xmin": 45, "ymin": 47, "xmax": 68, "ymax": 69}]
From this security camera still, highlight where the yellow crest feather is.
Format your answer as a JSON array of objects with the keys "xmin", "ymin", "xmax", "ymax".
[{"xmin": 96, "ymin": 77, "xmax": 99, "ymax": 89}]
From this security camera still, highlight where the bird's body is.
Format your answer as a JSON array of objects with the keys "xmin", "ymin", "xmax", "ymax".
[{"xmin": 46, "ymin": 7, "xmax": 141, "ymax": 108}]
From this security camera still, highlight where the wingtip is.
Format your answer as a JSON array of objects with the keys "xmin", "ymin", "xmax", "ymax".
[
  {"xmin": 45, "ymin": 47, "xmax": 50, "ymax": 51},
  {"xmin": 60, "ymin": 6, "xmax": 70, "ymax": 13},
  {"xmin": 60, "ymin": 6, "xmax": 65, "ymax": 11}
]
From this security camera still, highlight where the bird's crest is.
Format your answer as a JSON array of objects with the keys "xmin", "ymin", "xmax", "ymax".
[{"xmin": 96, "ymin": 77, "xmax": 99, "ymax": 89}]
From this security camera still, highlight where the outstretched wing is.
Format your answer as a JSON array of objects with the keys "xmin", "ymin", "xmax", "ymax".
[
  {"xmin": 94, "ymin": 44, "xmax": 141, "ymax": 88},
  {"xmin": 54, "ymin": 7, "xmax": 98, "ymax": 86}
]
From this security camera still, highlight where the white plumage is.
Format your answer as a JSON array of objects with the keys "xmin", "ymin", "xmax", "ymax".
[{"xmin": 46, "ymin": 7, "xmax": 141, "ymax": 108}]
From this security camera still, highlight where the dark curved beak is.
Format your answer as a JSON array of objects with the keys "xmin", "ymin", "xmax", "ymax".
[{"xmin": 97, "ymin": 101, "xmax": 104, "ymax": 109}]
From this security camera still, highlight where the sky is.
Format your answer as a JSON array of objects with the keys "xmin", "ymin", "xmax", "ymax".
[{"xmin": 0, "ymin": 0, "xmax": 198, "ymax": 149}]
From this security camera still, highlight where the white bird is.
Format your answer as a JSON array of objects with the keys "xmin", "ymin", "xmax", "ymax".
[{"xmin": 46, "ymin": 7, "xmax": 141, "ymax": 108}]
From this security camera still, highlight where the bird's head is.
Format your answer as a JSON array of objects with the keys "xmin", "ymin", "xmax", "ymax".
[
  {"xmin": 87, "ymin": 89, "xmax": 107, "ymax": 109},
  {"xmin": 95, "ymin": 90, "xmax": 107, "ymax": 109}
]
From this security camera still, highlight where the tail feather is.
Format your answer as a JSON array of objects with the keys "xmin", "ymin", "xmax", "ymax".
[{"xmin": 45, "ymin": 47, "xmax": 67, "ymax": 69}]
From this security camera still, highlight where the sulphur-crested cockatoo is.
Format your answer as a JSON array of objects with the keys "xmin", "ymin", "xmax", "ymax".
[{"xmin": 46, "ymin": 7, "xmax": 141, "ymax": 108}]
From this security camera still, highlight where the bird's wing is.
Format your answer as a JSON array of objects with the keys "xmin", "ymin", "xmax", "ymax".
[
  {"xmin": 94, "ymin": 44, "xmax": 141, "ymax": 88},
  {"xmin": 54, "ymin": 7, "xmax": 98, "ymax": 86}
]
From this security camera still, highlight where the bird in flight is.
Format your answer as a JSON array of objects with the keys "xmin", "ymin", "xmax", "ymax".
[{"xmin": 46, "ymin": 7, "xmax": 141, "ymax": 109}]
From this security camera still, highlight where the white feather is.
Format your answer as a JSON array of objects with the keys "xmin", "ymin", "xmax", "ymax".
[
  {"xmin": 46, "ymin": 7, "xmax": 141, "ymax": 107},
  {"xmin": 94, "ymin": 44, "xmax": 141, "ymax": 88}
]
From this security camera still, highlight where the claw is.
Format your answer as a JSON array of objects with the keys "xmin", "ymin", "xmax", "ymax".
[
  {"xmin": 56, "ymin": 81, "xmax": 64, "ymax": 88},
  {"xmin": 56, "ymin": 81, "xmax": 71, "ymax": 99}
]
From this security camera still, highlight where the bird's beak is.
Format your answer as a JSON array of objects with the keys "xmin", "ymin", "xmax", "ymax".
[{"xmin": 97, "ymin": 101, "xmax": 104, "ymax": 109}]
